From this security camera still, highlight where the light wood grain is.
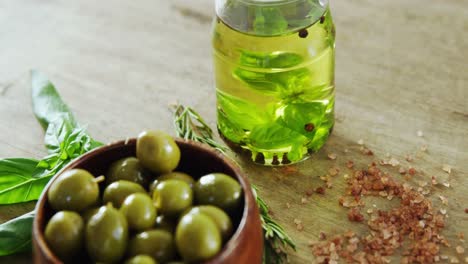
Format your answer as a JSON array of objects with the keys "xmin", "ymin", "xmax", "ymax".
[{"xmin": 0, "ymin": 0, "xmax": 467, "ymax": 263}]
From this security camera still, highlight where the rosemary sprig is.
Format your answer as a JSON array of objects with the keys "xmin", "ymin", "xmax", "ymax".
[
  {"xmin": 172, "ymin": 104, "xmax": 296, "ymax": 264},
  {"xmin": 253, "ymin": 185, "xmax": 297, "ymax": 264},
  {"xmin": 173, "ymin": 104, "xmax": 228, "ymax": 153}
]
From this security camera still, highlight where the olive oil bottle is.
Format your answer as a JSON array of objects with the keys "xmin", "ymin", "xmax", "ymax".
[{"xmin": 213, "ymin": 0, "xmax": 335, "ymax": 165}]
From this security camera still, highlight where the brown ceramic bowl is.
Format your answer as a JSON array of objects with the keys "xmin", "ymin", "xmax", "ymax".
[{"xmin": 33, "ymin": 138, "xmax": 263, "ymax": 264}]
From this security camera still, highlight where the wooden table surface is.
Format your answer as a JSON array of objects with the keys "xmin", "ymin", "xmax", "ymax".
[{"xmin": 1, "ymin": 0, "xmax": 467, "ymax": 263}]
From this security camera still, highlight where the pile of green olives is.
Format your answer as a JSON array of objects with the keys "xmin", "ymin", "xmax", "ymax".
[{"xmin": 44, "ymin": 130, "xmax": 243, "ymax": 264}]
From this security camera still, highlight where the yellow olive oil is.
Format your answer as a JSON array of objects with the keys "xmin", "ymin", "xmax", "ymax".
[{"xmin": 213, "ymin": 6, "xmax": 335, "ymax": 165}]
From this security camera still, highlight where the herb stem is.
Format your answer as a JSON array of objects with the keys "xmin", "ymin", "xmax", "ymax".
[{"xmin": 171, "ymin": 103, "xmax": 296, "ymax": 264}]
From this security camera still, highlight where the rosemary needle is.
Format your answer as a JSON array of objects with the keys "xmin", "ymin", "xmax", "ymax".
[{"xmin": 172, "ymin": 103, "xmax": 296, "ymax": 264}]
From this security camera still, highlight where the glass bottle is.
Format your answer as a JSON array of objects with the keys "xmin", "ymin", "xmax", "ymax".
[{"xmin": 213, "ymin": 0, "xmax": 335, "ymax": 165}]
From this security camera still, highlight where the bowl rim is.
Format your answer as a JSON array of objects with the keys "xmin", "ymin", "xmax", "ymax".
[{"xmin": 33, "ymin": 137, "xmax": 257, "ymax": 263}]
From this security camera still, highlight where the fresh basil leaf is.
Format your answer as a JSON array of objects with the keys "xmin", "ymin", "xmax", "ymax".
[
  {"xmin": 248, "ymin": 122, "xmax": 306, "ymax": 150},
  {"xmin": 272, "ymin": 68, "xmax": 311, "ymax": 99},
  {"xmin": 217, "ymin": 91, "xmax": 269, "ymax": 130},
  {"xmin": 43, "ymin": 117, "xmax": 76, "ymax": 154},
  {"xmin": 0, "ymin": 211, "xmax": 35, "ymax": 256},
  {"xmin": 296, "ymin": 83, "xmax": 332, "ymax": 102},
  {"xmin": 253, "ymin": 7, "xmax": 288, "ymax": 36},
  {"xmin": 31, "ymin": 70, "xmax": 77, "ymax": 132},
  {"xmin": 233, "ymin": 69, "xmax": 281, "ymax": 95},
  {"xmin": 35, "ymin": 127, "xmax": 102, "ymax": 178},
  {"xmin": 277, "ymin": 102, "xmax": 326, "ymax": 140},
  {"xmin": 216, "ymin": 108, "xmax": 246, "ymax": 143},
  {"xmin": 31, "ymin": 70, "xmax": 103, "ymax": 176},
  {"xmin": 235, "ymin": 61, "xmax": 312, "ymax": 101},
  {"xmin": 0, "ymin": 159, "xmax": 51, "ymax": 204}
]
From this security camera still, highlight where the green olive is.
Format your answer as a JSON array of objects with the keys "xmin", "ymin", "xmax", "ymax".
[
  {"xmin": 194, "ymin": 173, "xmax": 242, "ymax": 213},
  {"xmin": 149, "ymin": 172, "xmax": 195, "ymax": 196},
  {"xmin": 124, "ymin": 255, "xmax": 158, "ymax": 264},
  {"xmin": 86, "ymin": 204, "xmax": 128, "ymax": 263},
  {"xmin": 102, "ymin": 180, "xmax": 146, "ymax": 208},
  {"xmin": 154, "ymin": 215, "xmax": 176, "ymax": 233},
  {"xmin": 48, "ymin": 169, "xmax": 99, "ymax": 212},
  {"xmin": 176, "ymin": 212, "xmax": 222, "ymax": 262},
  {"xmin": 187, "ymin": 205, "xmax": 233, "ymax": 242},
  {"xmin": 106, "ymin": 157, "xmax": 150, "ymax": 187},
  {"xmin": 45, "ymin": 211, "xmax": 84, "ymax": 260},
  {"xmin": 136, "ymin": 130, "xmax": 180, "ymax": 174},
  {"xmin": 128, "ymin": 229, "xmax": 176, "ymax": 263},
  {"xmin": 153, "ymin": 179, "xmax": 193, "ymax": 217},
  {"xmin": 121, "ymin": 193, "xmax": 157, "ymax": 231}
]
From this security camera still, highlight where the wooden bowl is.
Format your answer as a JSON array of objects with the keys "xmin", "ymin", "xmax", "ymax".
[{"xmin": 33, "ymin": 138, "xmax": 263, "ymax": 264}]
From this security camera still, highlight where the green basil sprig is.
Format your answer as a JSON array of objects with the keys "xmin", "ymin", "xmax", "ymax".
[{"xmin": 0, "ymin": 71, "xmax": 102, "ymax": 256}]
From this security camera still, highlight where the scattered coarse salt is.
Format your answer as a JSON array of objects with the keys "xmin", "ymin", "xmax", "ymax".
[
  {"xmin": 440, "ymin": 209, "xmax": 447, "ymax": 215},
  {"xmin": 328, "ymin": 153, "xmax": 337, "ymax": 160},
  {"xmin": 450, "ymin": 256, "xmax": 460, "ymax": 263},
  {"xmin": 301, "ymin": 197, "xmax": 308, "ymax": 204},
  {"xmin": 311, "ymin": 163, "xmax": 452, "ymax": 263},
  {"xmin": 418, "ymin": 220, "xmax": 426, "ymax": 228},
  {"xmin": 439, "ymin": 195, "xmax": 449, "ymax": 205},
  {"xmin": 417, "ymin": 130, "xmax": 424, "ymax": 137},
  {"xmin": 389, "ymin": 157, "xmax": 400, "ymax": 167},
  {"xmin": 329, "ymin": 167, "xmax": 340, "ymax": 176},
  {"xmin": 293, "ymin": 219, "xmax": 304, "ymax": 231},
  {"xmin": 405, "ymin": 154, "xmax": 414, "ymax": 162},
  {"xmin": 319, "ymin": 231, "xmax": 327, "ymax": 240},
  {"xmin": 343, "ymin": 174, "xmax": 350, "ymax": 179},
  {"xmin": 443, "ymin": 182, "xmax": 451, "ymax": 188},
  {"xmin": 456, "ymin": 246, "xmax": 465, "ymax": 254},
  {"xmin": 286, "ymin": 202, "xmax": 291, "ymax": 209},
  {"xmin": 420, "ymin": 145, "xmax": 428, "ymax": 152},
  {"xmin": 442, "ymin": 164, "xmax": 452, "ymax": 174},
  {"xmin": 362, "ymin": 148, "xmax": 374, "ymax": 155},
  {"xmin": 382, "ymin": 229, "xmax": 392, "ymax": 239},
  {"xmin": 418, "ymin": 181, "xmax": 428, "ymax": 187},
  {"xmin": 357, "ymin": 139, "xmax": 364, "ymax": 145},
  {"xmin": 315, "ymin": 187, "xmax": 326, "ymax": 194},
  {"xmin": 403, "ymin": 183, "xmax": 413, "ymax": 191},
  {"xmin": 344, "ymin": 230, "xmax": 355, "ymax": 238}
]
